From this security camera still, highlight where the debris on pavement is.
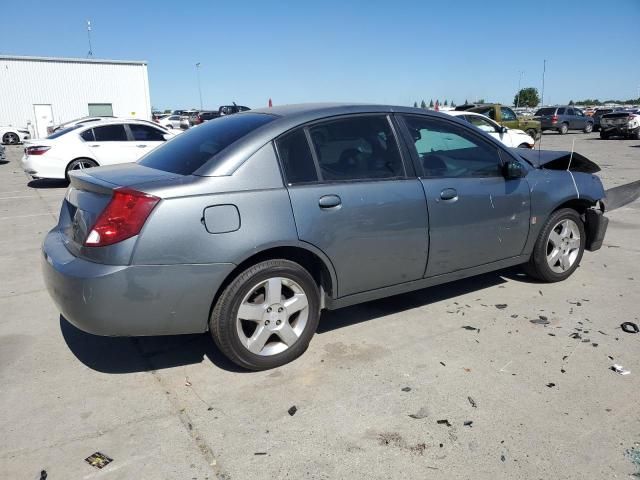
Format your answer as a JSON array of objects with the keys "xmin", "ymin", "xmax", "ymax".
[
  {"xmin": 401, "ymin": 387, "xmax": 412, "ymax": 392},
  {"xmin": 621, "ymin": 322, "xmax": 639, "ymax": 334},
  {"xmin": 184, "ymin": 378, "xmax": 192, "ymax": 387},
  {"xmin": 440, "ymin": 361, "xmax": 446, "ymax": 367},
  {"xmin": 85, "ymin": 452, "xmax": 113, "ymax": 469},
  {"xmin": 288, "ymin": 406, "xmax": 298, "ymax": 416},
  {"xmin": 611, "ymin": 364, "xmax": 631, "ymax": 375},
  {"xmin": 463, "ymin": 421, "xmax": 473, "ymax": 427},
  {"xmin": 546, "ymin": 383, "xmax": 556, "ymax": 388},
  {"xmin": 461, "ymin": 325, "xmax": 479, "ymax": 332},
  {"xmin": 40, "ymin": 470, "xmax": 47, "ymax": 480},
  {"xmin": 254, "ymin": 452, "xmax": 267, "ymax": 456},
  {"xmin": 495, "ymin": 304, "xmax": 508, "ymax": 309},
  {"xmin": 468, "ymin": 396, "xmax": 477, "ymax": 408},
  {"xmin": 408, "ymin": 407, "xmax": 430, "ymax": 419},
  {"xmin": 501, "ymin": 454, "xmax": 506, "ymax": 462},
  {"xmin": 437, "ymin": 419, "xmax": 452, "ymax": 427}
]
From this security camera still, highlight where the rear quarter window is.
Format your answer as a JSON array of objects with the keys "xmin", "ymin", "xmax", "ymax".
[{"xmin": 138, "ymin": 113, "xmax": 276, "ymax": 175}]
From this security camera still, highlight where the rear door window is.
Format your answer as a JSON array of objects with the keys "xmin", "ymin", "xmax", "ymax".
[
  {"xmin": 139, "ymin": 113, "xmax": 276, "ymax": 175},
  {"xmin": 93, "ymin": 124, "xmax": 128, "ymax": 141},
  {"xmin": 129, "ymin": 124, "xmax": 166, "ymax": 141},
  {"xmin": 80, "ymin": 129, "xmax": 95, "ymax": 142},
  {"xmin": 557, "ymin": 108, "xmax": 566, "ymax": 115},
  {"xmin": 276, "ymin": 129, "xmax": 318, "ymax": 184},
  {"xmin": 307, "ymin": 116, "xmax": 405, "ymax": 181},
  {"xmin": 535, "ymin": 108, "xmax": 556, "ymax": 116},
  {"xmin": 501, "ymin": 107, "xmax": 517, "ymax": 121}
]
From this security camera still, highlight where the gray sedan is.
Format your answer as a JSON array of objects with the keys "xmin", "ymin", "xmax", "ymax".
[{"xmin": 42, "ymin": 104, "xmax": 608, "ymax": 370}]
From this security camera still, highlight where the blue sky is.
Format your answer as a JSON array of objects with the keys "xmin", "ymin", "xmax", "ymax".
[{"xmin": 2, "ymin": 0, "xmax": 639, "ymax": 110}]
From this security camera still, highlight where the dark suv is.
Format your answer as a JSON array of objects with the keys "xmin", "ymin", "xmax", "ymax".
[{"xmin": 535, "ymin": 106, "xmax": 594, "ymax": 134}]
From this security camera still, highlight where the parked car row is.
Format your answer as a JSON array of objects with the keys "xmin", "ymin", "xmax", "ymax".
[
  {"xmin": 0, "ymin": 125, "xmax": 31, "ymax": 145},
  {"xmin": 599, "ymin": 108, "xmax": 640, "ymax": 140},
  {"xmin": 446, "ymin": 111, "xmax": 535, "ymax": 148},
  {"xmin": 455, "ymin": 104, "xmax": 541, "ymax": 140},
  {"xmin": 534, "ymin": 106, "xmax": 594, "ymax": 134}
]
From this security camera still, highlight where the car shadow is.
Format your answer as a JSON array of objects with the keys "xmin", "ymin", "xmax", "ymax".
[
  {"xmin": 28, "ymin": 179, "xmax": 68, "ymax": 189},
  {"xmin": 62, "ymin": 267, "xmax": 535, "ymax": 374}
]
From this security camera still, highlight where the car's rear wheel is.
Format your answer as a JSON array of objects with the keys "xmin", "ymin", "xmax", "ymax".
[
  {"xmin": 523, "ymin": 208, "xmax": 585, "ymax": 282},
  {"xmin": 65, "ymin": 158, "xmax": 98, "ymax": 180},
  {"xmin": 599, "ymin": 130, "xmax": 609, "ymax": 140},
  {"xmin": 517, "ymin": 143, "xmax": 531, "ymax": 148},
  {"xmin": 210, "ymin": 259, "xmax": 320, "ymax": 370},
  {"xmin": 2, "ymin": 132, "xmax": 19, "ymax": 145},
  {"xmin": 558, "ymin": 123, "xmax": 569, "ymax": 135},
  {"xmin": 583, "ymin": 123, "xmax": 593, "ymax": 133}
]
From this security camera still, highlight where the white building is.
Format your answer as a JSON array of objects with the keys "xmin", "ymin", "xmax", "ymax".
[{"xmin": 0, "ymin": 55, "xmax": 151, "ymax": 138}]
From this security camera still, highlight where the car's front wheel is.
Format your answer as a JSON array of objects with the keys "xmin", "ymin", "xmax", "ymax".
[
  {"xmin": 523, "ymin": 208, "xmax": 585, "ymax": 282},
  {"xmin": 210, "ymin": 259, "xmax": 320, "ymax": 370},
  {"xmin": 600, "ymin": 130, "xmax": 609, "ymax": 140},
  {"xmin": 583, "ymin": 122, "xmax": 593, "ymax": 133}
]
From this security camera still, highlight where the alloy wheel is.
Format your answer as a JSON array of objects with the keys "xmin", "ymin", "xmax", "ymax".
[
  {"xmin": 236, "ymin": 277, "xmax": 309, "ymax": 356},
  {"xmin": 546, "ymin": 219, "xmax": 581, "ymax": 273},
  {"xmin": 3, "ymin": 133, "xmax": 19, "ymax": 145}
]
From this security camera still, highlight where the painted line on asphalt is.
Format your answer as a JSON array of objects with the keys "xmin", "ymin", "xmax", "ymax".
[
  {"xmin": 0, "ymin": 194, "xmax": 64, "ymax": 200},
  {"xmin": 0, "ymin": 213, "xmax": 55, "ymax": 221}
]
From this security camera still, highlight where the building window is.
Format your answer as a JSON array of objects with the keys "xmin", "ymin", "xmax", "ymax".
[{"xmin": 88, "ymin": 103, "xmax": 114, "ymax": 117}]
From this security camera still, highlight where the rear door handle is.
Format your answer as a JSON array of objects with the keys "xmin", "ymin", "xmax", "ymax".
[
  {"xmin": 318, "ymin": 194, "xmax": 341, "ymax": 209},
  {"xmin": 136, "ymin": 144, "xmax": 148, "ymax": 148},
  {"xmin": 90, "ymin": 144, "xmax": 100, "ymax": 147},
  {"xmin": 440, "ymin": 188, "xmax": 458, "ymax": 201}
]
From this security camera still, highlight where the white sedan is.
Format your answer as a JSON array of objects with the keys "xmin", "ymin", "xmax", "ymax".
[
  {"xmin": 446, "ymin": 111, "xmax": 535, "ymax": 148},
  {"xmin": 1, "ymin": 125, "xmax": 31, "ymax": 145},
  {"xmin": 21, "ymin": 119, "xmax": 175, "ymax": 180},
  {"xmin": 158, "ymin": 115, "xmax": 182, "ymax": 129}
]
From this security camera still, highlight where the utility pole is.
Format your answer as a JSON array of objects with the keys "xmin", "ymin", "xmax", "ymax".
[
  {"xmin": 86, "ymin": 20, "xmax": 93, "ymax": 58},
  {"xmin": 516, "ymin": 70, "xmax": 524, "ymax": 108},
  {"xmin": 195, "ymin": 63, "xmax": 203, "ymax": 110}
]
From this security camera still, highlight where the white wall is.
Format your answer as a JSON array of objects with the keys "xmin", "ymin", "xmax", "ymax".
[{"xmin": 0, "ymin": 56, "xmax": 151, "ymax": 130}]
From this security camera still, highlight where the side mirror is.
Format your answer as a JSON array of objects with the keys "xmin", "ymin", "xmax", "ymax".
[
  {"xmin": 499, "ymin": 126, "xmax": 508, "ymax": 134},
  {"xmin": 503, "ymin": 160, "xmax": 525, "ymax": 179},
  {"xmin": 162, "ymin": 133, "xmax": 173, "ymax": 141}
]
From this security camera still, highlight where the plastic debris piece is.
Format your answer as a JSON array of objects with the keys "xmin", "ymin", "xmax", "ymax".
[
  {"xmin": 463, "ymin": 421, "xmax": 473, "ymax": 427},
  {"xmin": 501, "ymin": 454, "xmax": 506, "ymax": 462},
  {"xmin": 185, "ymin": 378, "xmax": 192, "ymax": 387},
  {"xmin": 439, "ymin": 361, "xmax": 446, "ymax": 367},
  {"xmin": 510, "ymin": 314, "xmax": 518, "ymax": 318},
  {"xmin": 288, "ymin": 406, "xmax": 297, "ymax": 416},
  {"xmin": 611, "ymin": 364, "xmax": 631, "ymax": 375},
  {"xmin": 546, "ymin": 383, "xmax": 556, "ymax": 388},
  {"xmin": 548, "ymin": 333, "xmax": 556, "ymax": 336},
  {"xmin": 561, "ymin": 368, "xmax": 566, "ymax": 373},
  {"xmin": 409, "ymin": 407, "xmax": 430, "ymax": 419},
  {"xmin": 254, "ymin": 452, "xmax": 267, "ymax": 456},
  {"xmin": 569, "ymin": 332, "xmax": 581, "ymax": 339},
  {"xmin": 468, "ymin": 396, "xmax": 477, "ymax": 408},
  {"xmin": 85, "ymin": 452, "xmax": 113, "ymax": 469},
  {"xmin": 437, "ymin": 419, "xmax": 452, "ymax": 427},
  {"xmin": 592, "ymin": 343, "xmax": 598, "ymax": 347},
  {"xmin": 539, "ymin": 290, "xmax": 543, "ymax": 296},
  {"xmin": 495, "ymin": 304, "xmax": 508, "ymax": 309},
  {"xmin": 401, "ymin": 387, "xmax": 411, "ymax": 392},
  {"xmin": 40, "ymin": 471, "xmax": 47, "ymax": 480},
  {"xmin": 461, "ymin": 325, "xmax": 478, "ymax": 331},
  {"xmin": 621, "ymin": 322, "xmax": 639, "ymax": 334}
]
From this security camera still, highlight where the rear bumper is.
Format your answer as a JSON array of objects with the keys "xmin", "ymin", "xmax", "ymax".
[
  {"xmin": 21, "ymin": 154, "xmax": 67, "ymax": 179},
  {"xmin": 42, "ymin": 228, "xmax": 235, "ymax": 336},
  {"xmin": 601, "ymin": 125, "xmax": 639, "ymax": 136}
]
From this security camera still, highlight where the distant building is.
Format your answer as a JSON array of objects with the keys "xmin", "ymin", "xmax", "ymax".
[{"xmin": 0, "ymin": 55, "xmax": 151, "ymax": 138}]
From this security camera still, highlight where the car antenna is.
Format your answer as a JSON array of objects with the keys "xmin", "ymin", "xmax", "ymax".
[
  {"xmin": 567, "ymin": 138, "xmax": 575, "ymax": 171},
  {"xmin": 537, "ymin": 59, "xmax": 546, "ymax": 163}
]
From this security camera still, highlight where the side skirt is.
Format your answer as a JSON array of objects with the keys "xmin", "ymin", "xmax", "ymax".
[{"xmin": 325, "ymin": 255, "xmax": 530, "ymax": 310}]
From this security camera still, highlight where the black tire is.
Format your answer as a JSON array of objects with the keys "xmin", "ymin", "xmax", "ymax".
[
  {"xmin": 635, "ymin": 129, "xmax": 640, "ymax": 141},
  {"xmin": 583, "ymin": 122, "xmax": 593, "ymax": 133},
  {"xmin": 599, "ymin": 130, "xmax": 609, "ymax": 140},
  {"xmin": 558, "ymin": 123, "xmax": 569, "ymax": 135},
  {"xmin": 65, "ymin": 158, "xmax": 98, "ymax": 181},
  {"xmin": 2, "ymin": 132, "xmax": 20, "ymax": 145},
  {"xmin": 523, "ymin": 208, "xmax": 586, "ymax": 283},
  {"xmin": 517, "ymin": 143, "xmax": 531, "ymax": 148},
  {"xmin": 210, "ymin": 259, "xmax": 321, "ymax": 370}
]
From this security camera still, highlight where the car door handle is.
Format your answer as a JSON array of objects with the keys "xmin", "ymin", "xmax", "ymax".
[
  {"xmin": 90, "ymin": 144, "xmax": 100, "ymax": 147},
  {"xmin": 318, "ymin": 194, "xmax": 341, "ymax": 209},
  {"xmin": 136, "ymin": 144, "xmax": 148, "ymax": 148},
  {"xmin": 440, "ymin": 188, "xmax": 458, "ymax": 201}
]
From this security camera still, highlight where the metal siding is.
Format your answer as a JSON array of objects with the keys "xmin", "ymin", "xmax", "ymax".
[{"xmin": 0, "ymin": 57, "xmax": 151, "ymax": 131}]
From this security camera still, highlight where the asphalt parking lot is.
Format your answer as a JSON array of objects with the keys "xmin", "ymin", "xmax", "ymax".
[{"xmin": 1, "ymin": 133, "xmax": 639, "ymax": 479}]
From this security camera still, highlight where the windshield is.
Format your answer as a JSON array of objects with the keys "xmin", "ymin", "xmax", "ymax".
[
  {"xmin": 138, "ymin": 113, "xmax": 276, "ymax": 175},
  {"xmin": 47, "ymin": 124, "xmax": 83, "ymax": 139}
]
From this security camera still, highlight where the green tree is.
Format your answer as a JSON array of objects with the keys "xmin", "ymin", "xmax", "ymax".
[
  {"xmin": 464, "ymin": 99, "xmax": 469, "ymax": 105},
  {"xmin": 444, "ymin": 99, "xmax": 448, "ymax": 106},
  {"xmin": 164, "ymin": 109, "xmax": 172, "ymax": 114},
  {"xmin": 413, "ymin": 101, "xmax": 418, "ymax": 108},
  {"xmin": 478, "ymin": 98, "xmax": 485, "ymax": 104},
  {"xmin": 429, "ymin": 99, "xmax": 434, "ymax": 108},
  {"xmin": 568, "ymin": 99, "xmax": 575, "ymax": 105},
  {"xmin": 451, "ymin": 101, "xmax": 456, "ymax": 108},
  {"xmin": 513, "ymin": 87, "xmax": 540, "ymax": 108},
  {"xmin": 420, "ymin": 100, "xmax": 427, "ymax": 109}
]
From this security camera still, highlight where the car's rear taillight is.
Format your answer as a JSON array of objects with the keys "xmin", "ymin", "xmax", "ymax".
[
  {"xmin": 84, "ymin": 187, "xmax": 160, "ymax": 247},
  {"xmin": 551, "ymin": 115, "xmax": 558, "ymax": 124},
  {"xmin": 25, "ymin": 146, "xmax": 51, "ymax": 155}
]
